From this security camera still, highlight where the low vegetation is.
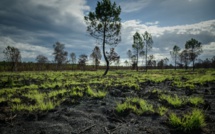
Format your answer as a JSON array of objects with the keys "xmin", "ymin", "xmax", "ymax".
[{"xmin": 169, "ymin": 109, "xmax": 206, "ymax": 132}]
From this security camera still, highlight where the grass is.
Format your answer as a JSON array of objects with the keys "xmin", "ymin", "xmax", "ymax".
[
  {"xmin": 116, "ymin": 97, "xmax": 154, "ymax": 115},
  {"xmin": 157, "ymin": 106, "xmax": 168, "ymax": 116},
  {"xmin": 188, "ymin": 96, "xmax": 204, "ymax": 106},
  {"xmin": 159, "ymin": 94, "xmax": 185, "ymax": 108},
  {"xmin": 86, "ymin": 85, "xmax": 107, "ymax": 98},
  {"xmin": 169, "ymin": 109, "xmax": 206, "ymax": 132}
]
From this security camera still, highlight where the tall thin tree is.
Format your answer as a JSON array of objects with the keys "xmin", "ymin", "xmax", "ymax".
[
  {"xmin": 132, "ymin": 32, "xmax": 144, "ymax": 71},
  {"xmin": 90, "ymin": 46, "xmax": 102, "ymax": 70},
  {"xmin": 84, "ymin": 0, "xmax": 121, "ymax": 76},
  {"xmin": 142, "ymin": 31, "xmax": 153, "ymax": 72},
  {"xmin": 185, "ymin": 38, "xmax": 202, "ymax": 71},
  {"xmin": 70, "ymin": 52, "xmax": 76, "ymax": 70},
  {"xmin": 170, "ymin": 45, "xmax": 180, "ymax": 70}
]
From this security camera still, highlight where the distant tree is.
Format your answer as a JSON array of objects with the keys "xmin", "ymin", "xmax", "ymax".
[
  {"xmin": 132, "ymin": 32, "xmax": 144, "ymax": 71},
  {"xmin": 139, "ymin": 50, "xmax": 145, "ymax": 66},
  {"xmin": 185, "ymin": 38, "xmax": 202, "ymax": 71},
  {"xmin": 170, "ymin": 45, "xmax": 180, "ymax": 70},
  {"xmin": 163, "ymin": 57, "xmax": 169, "ymax": 68},
  {"xmin": 78, "ymin": 54, "xmax": 88, "ymax": 71},
  {"xmin": 142, "ymin": 31, "xmax": 153, "ymax": 72},
  {"xmin": 107, "ymin": 48, "xmax": 120, "ymax": 65},
  {"xmin": 90, "ymin": 46, "xmax": 102, "ymax": 70},
  {"xmin": 36, "ymin": 55, "xmax": 49, "ymax": 63},
  {"xmin": 3, "ymin": 46, "xmax": 21, "ymax": 71},
  {"xmin": 53, "ymin": 42, "xmax": 68, "ymax": 70},
  {"xmin": 131, "ymin": 55, "xmax": 137, "ymax": 70},
  {"xmin": 84, "ymin": 0, "xmax": 121, "ymax": 76},
  {"xmin": 147, "ymin": 55, "xmax": 156, "ymax": 68},
  {"xmin": 157, "ymin": 59, "xmax": 164, "ymax": 69},
  {"xmin": 70, "ymin": 52, "xmax": 76, "ymax": 70},
  {"xmin": 36, "ymin": 55, "xmax": 49, "ymax": 70},
  {"xmin": 180, "ymin": 49, "xmax": 191, "ymax": 70},
  {"xmin": 124, "ymin": 60, "xmax": 129, "ymax": 66},
  {"xmin": 127, "ymin": 49, "xmax": 132, "ymax": 66}
]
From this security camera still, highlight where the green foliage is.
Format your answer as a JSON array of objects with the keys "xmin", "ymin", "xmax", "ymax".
[
  {"xmin": 188, "ymin": 96, "xmax": 204, "ymax": 106},
  {"xmin": 160, "ymin": 94, "xmax": 184, "ymax": 108},
  {"xmin": 169, "ymin": 109, "xmax": 206, "ymax": 132},
  {"xmin": 86, "ymin": 85, "xmax": 107, "ymax": 98},
  {"xmin": 157, "ymin": 106, "xmax": 168, "ymax": 116},
  {"xmin": 116, "ymin": 97, "xmax": 154, "ymax": 115}
]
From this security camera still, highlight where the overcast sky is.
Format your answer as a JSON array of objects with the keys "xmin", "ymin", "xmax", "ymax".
[{"xmin": 0, "ymin": 0, "xmax": 215, "ymax": 65}]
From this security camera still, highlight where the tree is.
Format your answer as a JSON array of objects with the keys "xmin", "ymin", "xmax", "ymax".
[
  {"xmin": 147, "ymin": 55, "xmax": 156, "ymax": 68},
  {"xmin": 180, "ymin": 49, "xmax": 191, "ymax": 70},
  {"xmin": 170, "ymin": 45, "xmax": 180, "ymax": 70},
  {"xmin": 3, "ymin": 46, "xmax": 21, "ymax": 71},
  {"xmin": 132, "ymin": 32, "xmax": 144, "ymax": 71},
  {"xmin": 124, "ymin": 60, "xmax": 129, "ymax": 66},
  {"xmin": 84, "ymin": 0, "xmax": 121, "ymax": 76},
  {"xmin": 131, "ymin": 55, "xmax": 137, "ymax": 70},
  {"xmin": 70, "ymin": 52, "xmax": 76, "ymax": 70},
  {"xmin": 78, "ymin": 54, "xmax": 88, "ymax": 71},
  {"xmin": 107, "ymin": 48, "xmax": 120, "ymax": 65},
  {"xmin": 127, "ymin": 50, "xmax": 132, "ymax": 66},
  {"xmin": 185, "ymin": 38, "xmax": 202, "ymax": 71},
  {"xmin": 90, "ymin": 46, "xmax": 102, "ymax": 70},
  {"xmin": 36, "ymin": 55, "xmax": 49, "ymax": 63},
  {"xmin": 53, "ymin": 42, "xmax": 68, "ymax": 70},
  {"xmin": 142, "ymin": 31, "xmax": 153, "ymax": 72},
  {"xmin": 139, "ymin": 50, "xmax": 145, "ymax": 66},
  {"xmin": 36, "ymin": 55, "xmax": 49, "ymax": 70}
]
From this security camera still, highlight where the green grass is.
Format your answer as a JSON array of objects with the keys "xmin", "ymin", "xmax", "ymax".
[
  {"xmin": 169, "ymin": 109, "xmax": 206, "ymax": 132},
  {"xmin": 159, "ymin": 94, "xmax": 185, "ymax": 108},
  {"xmin": 116, "ymin": 97, "xmax": 154, "ymax": 115},
  {"xmin": 188, "ymin": 96, "xmax": 204, "ymax": 106},
  {"xmin": 86, "ymin": 85, "xmax": 107, "ymax": 98}
]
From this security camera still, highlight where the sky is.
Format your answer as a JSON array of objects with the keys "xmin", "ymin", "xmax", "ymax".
[{"xmin": 0, "ymin": 0, "xmax": 215, "ymax": 65}]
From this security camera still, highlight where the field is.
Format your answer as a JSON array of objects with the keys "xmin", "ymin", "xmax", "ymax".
[{"xmin": 0, "ymin": 69, "xmax": 215, "ymax": 134}]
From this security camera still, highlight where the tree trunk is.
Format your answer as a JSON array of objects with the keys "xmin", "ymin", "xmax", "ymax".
[
  {"xmin": 137, "ymin": 49, "xmax": 139, "ymax": 71},
  {"xmin": 103, "ymin": 23, "xmax": 109, "ymax": 76},
  {"xmin": 145, "ymin": 45, "xmax": 148, "ymax": 72}
]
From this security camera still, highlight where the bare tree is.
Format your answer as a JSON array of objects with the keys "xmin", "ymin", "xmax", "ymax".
[
  {"xmin": 142, "ymin": 31, "xmax": 153, "ymax": 72},
  {"xmin": 70, "ymin": 52, "xmax": 76, "ymax": 70},
  {"xmin": 90, "ymin": 46, "xmax": 102, "ymax": 70},
  {"xmin": 53, "ymin": 42, "xmax": 68, "ymax": 70},
  {"xmin": 85, "ymin": 0, "xmax": 121, "ymax": 76},
  {"xmin": 3, "ymin": 46, "xmax": 21, "ymax": 71},
  {"xmin": 170, "ymin": 45, "xmax": 180, "ymax": 70}
]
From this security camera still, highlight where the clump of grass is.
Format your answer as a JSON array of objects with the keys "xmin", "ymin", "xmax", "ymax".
[
  {"xmin": 86, "ymin": 85, "xmax": 107, "ymax": 98},
  {"xmin": 169, "ymin": 109, "xmax": 206, "ymax": 132},
  {"xmin": 159, "ymin": 94, "xmax": 185, "ymax": 108},
  {"xmin": 188, "ymin": 96, "xmax": 204, "ymax": 106},
  {"xmin": 116, "ymin": 97, "xmax": 154, "ymax": 115},
  {"xmin": 157, "ymin": 106, "xmax": 168, "ymax": 116}
]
